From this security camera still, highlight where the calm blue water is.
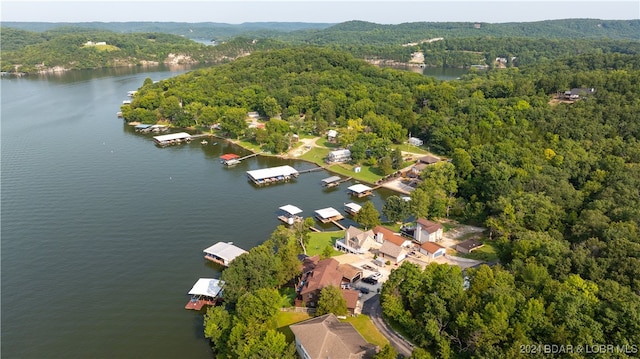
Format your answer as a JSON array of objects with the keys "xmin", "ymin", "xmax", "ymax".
[{"xmin": 1, "ymin": 65, "xmax": 395, "ymax": 358}]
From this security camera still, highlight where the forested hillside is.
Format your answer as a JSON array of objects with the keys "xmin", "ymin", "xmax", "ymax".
[
  {"xmin": 0, "ymin": 28, "xmax": 285, "ymax": 73},
  {"xmin": 125, "ymin": 47, "xmax": 640, "ymax": 357}
]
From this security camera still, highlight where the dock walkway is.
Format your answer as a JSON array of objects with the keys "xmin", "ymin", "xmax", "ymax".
[{"xmin": 331, "ymin": 220, "xmax": 347, "ymax": 230}]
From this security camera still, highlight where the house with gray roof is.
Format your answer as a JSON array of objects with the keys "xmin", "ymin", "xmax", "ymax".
[{"xmin": 290, "ymin": 313, "xmax": 377, "ymax": 359}]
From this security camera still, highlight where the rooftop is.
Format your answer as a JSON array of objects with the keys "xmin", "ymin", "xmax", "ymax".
[
  {"xmin": 417, "ymin": 218, "xmax": 444, "ymax": 233},
  {"xmin": 203, "ymin": 242, "xmax": 247, "ymax": 262},
  {"xmin": 315, "ymin": 207, "xmax": 342, "ymax": 219},
  {"xmin": 187, "ymin": 278, "xmax": 224, "ymax": 297},
  {"xmin": 246, "ymin": 165, "xmax": 299, "ymax": 181},
  {"xmin": 280, "ymin": 204, "xmax": 303, "ymax": 216},
  {"xmin": 290, "ymin": 314, "xmax": 376, "ymax": 359},
  {"xmin": 347, "ymin": 184, "xmax": 373, "ymax": 194}
]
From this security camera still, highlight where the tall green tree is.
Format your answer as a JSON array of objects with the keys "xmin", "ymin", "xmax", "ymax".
[
  {"xmin": 356, "ymin": 201, "xmax": 381, "ymax": 229},
  {"xmin": 315, "ymin": 285, "xmax": 348, "ymax": 317},
  {"xmin": 382, "ymin": 195, "xmax": 410, "ymax": 223}
]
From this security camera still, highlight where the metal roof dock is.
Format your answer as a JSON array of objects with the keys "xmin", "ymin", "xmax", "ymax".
[
  {"xmin": 153, "ymin": 132, "xmax": 191, "ymax": 147},
  {"xmin": 344, "ymin": 202, "xmax": 362, "ymax": 216},
  {"xmin": 185, "ymin": 278, "xmax": 225, "ymax": 310},
  {"xmin": 278, "ymin": 204, "xmax": 304, "ymax": 225},
  {"xmin": 314, "ymin": 207, "xmax": 344, "ymax": 223},
  {"xmin": 203, "ymin": 242, "xmax": 248, "ymax": 267},
  {"xmin": 246, "ymin": 165, "xmax": 299, "ymax": 186},
  {"xmin": 347, "ymin": 184, "xmax": 373, "ymax": 198}
]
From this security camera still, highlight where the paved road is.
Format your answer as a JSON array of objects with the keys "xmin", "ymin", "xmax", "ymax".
[{"xmin": 362, "ymin": 294, "xmax": 414, "ymax": 358}]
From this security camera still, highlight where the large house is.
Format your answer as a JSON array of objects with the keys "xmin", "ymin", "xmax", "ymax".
[
  {"xmin": 563, "ymin": 87, "xmax": 596, "ymax": 101},
  {"xmin": 297, "ymin": 257, "xmax": 362, "ymax": 314},
  {"xmin": 335, "ymin": 226, "xmax": 376, "ymax": 254},
  {"xmin": 414, "ymin": 218, "xmax": 444, "ymax": 243},
  {"xmin": 326, "ymin": 149, "xmax": 351, "ymax": 163},
  {"xmin": 290, "ymin": 314, "xmax": 377, "ymax": 359}
]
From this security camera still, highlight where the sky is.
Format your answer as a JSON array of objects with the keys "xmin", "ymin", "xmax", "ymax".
[{"xmin": 1, "ymin": 1, "xmax": 638, "ymax": 24}]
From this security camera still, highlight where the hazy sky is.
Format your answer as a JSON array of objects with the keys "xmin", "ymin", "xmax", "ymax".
[{"xmin": 2, "ymin": 1, "xmax": 638, "ymax": 24}]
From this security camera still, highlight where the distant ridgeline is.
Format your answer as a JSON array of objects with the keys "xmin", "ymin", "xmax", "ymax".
[{"xmin": 2, "ymin": 19, "xmax": 639, "ymax": 73}]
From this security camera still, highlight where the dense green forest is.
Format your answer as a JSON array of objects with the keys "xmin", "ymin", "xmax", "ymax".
[
  {"xmin": 3, "ymin": 19, "xmax": 639, "ymax": 73},
  {"xmin": 0, "ymin": 28, "xmax": 285, "ymax": 73},
  {"xmin": 124, "ymin": 47, "xmax": 640, "ymax": 357}
]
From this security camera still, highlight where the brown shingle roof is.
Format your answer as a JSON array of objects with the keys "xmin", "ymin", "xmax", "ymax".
[
  {"xmin": 417, "ymin": 218, "xmax": 444, "ymax": 233},
  {"xmin": 338, "ymin": 263, "xmax": 363, "ymax": 281},
  {"xmin": 457, "ymin": 238, "xmax": 483, "ymax": 251},
  {"xmin": 300, "ymin": 258, "xmax": 343, "ymax": 298},
  {"xmin": 341, "ymin": 289, "xmax": 360, "ymax": 311},
  {"xmin": 373, "ymin": 226, "xmax": 405, "ymax": 246},
  {"xmin": 418, "ymin": 155, "xmax": 440, "ymax": 164},
  {"xmin": 290, "ymin": 314, "xmax": 377, "ymax": 359},
  {"xmin": 421, "ymin": 241, "xmax": 445, "ymax": 254}
]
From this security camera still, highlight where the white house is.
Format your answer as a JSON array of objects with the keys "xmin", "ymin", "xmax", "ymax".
[
  {"xmin": 414, "ymin": 218, "xmax": 444, "ymax": 243},
  {"xmin": 408, "ymin": 137, "xmax": 423, "ymax": 146},
  {"xmin": 326, "ymin": 149, "xmax": 351, "ymax": 163},
  {"xmin": 327, "ymin": 129, "xmax": 338, "ymax": 143}
]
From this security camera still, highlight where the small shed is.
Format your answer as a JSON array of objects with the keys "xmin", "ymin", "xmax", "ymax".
[
  {"xmin": 327, "ymin": 129, "xmax": 338, "ymax": 142},
  {"xmin": 408, "ymin": 137, "xmax": 423, "ymax": 146},
  {"xmin": 456, "ymin": 238, "xmax": 484, "ymax": 254}
]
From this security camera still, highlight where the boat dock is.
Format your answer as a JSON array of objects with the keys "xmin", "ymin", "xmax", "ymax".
[
  {"xmin": 278, "ymin": 204, "xmax": 304, "ymax": 225},
  {"xmin": 247, "ymin": 165, "xmax": 299, "ymax": 186},
  {"xmin": 185, "ymin": 278, "xmax": 224, "ymax": 310},
  {"xmin": 347, "ymin": 184, "xmax": 374, "ymax": 198},
  {"xmin": 344, "ymin": 202, "xmax": 362, "ymax": 216},
  {"xmin": 330, "ymin": 220, "xmax": 347, "ymax": 230},
  {"xmin": 203, "ymin": 242, "xmax": 248, "ymax": 267},
  {"xmin": 314, "ymin": 207, "xmax": 344, "ymax": 223}
]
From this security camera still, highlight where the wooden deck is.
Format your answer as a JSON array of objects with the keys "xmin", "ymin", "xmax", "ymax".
[
  {"xmin": 331, "ymin": 220, "xmax": 346, "ymax": 230},
  {"xmin": 316, "ymin": 214, "xmax": 344, "ymax": 223},
  {"xmin": 278, "ymin": 215, "xmax": 302, "ymax": 224},
  {"xmin": 204, "ymin": 255, "xmax": 228, "ymax": 267},
  {"xmin": 185, "ymin": 299, "xmax": 216, "ymax": 310}
]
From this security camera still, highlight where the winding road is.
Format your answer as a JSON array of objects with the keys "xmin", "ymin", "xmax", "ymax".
[{"xmin": 362, "ymin": 294, "xmax": 414, "ymax": 358}]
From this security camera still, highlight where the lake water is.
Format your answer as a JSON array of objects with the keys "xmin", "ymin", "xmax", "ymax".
[{"xmin": 1, "ymin": 65, "xmax": 396, "ymax": 358}]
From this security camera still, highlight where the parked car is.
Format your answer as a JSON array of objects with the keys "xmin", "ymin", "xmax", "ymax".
[
  {"xmin": 361, "ymin": 276, "xmax": 378, "ymax": 285},
  {"xmin": 358, "ymin": 287, "xmax": 370, "ymax": 294},
  {"xmin": 370, "ymin": 272, "xmax": 382, "ymax": 280}
]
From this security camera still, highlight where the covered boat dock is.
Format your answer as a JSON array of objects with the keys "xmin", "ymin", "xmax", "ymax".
[
  {"xmin": 185, "ymin": 278, "xmax": 224, "ymax": 310},
  {"xmin": 347, "ymin": 184, "xmax": 374, "ymax": 198},
  {"xmin": 246, "ymin": 165, "xmax": 299, "ymax": 186},
  {"xmin": 153, "ymin": 132, "xmax": 192, "ymax": 147},
  {"xmin": 278, "ymin": 204, "xmax": 303, "ymax": 225},
  {"xmin": 314, "ymin": 207, "xmax": 344, "ymax": 223},
  {"xmin": 220, "ymin": 153, "xmax": 241, "ymax": 166},
  {"xmin": 344, "ymin": 202, "xmax": 362, "ymax": 216},
  {"xmin": 321, "ymin": 176, "xmax": 342, "ymax": 188},
  {"xmin": 203, "ymin": 242, "xmax": 248, "ymax": 267}
]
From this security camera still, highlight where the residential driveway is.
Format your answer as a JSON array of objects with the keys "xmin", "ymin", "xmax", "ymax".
[{"xmin": 362, "ymin": 294, "xmax": 413, "ymax": 358}]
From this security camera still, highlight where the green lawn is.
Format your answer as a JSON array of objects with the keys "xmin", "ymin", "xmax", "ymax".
[
  {"xmin": 299, "ymin": 146, "xmax": 331, "ymax": 165},
  {"xmin": 341, "ymin": 315, "xmax": 389, "ymax": 347},
  {"xmin": 275, "ymin": 311, "xmax": 311, "ymax": 343},
  {"xmin": 307, "ymin": 231, "xmax": 343, "ymax": 257},
  {"xmin": 460, "ymin": 240, "xmax": 499, "ymax": 262},
  {"xmin": 327, "ymin": 163, "xmax": 383, "ymax": 185}
]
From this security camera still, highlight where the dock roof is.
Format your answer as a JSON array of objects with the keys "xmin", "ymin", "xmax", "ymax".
[
  {"xmin": 344, "ymin": 202, "xmax": 362, "ymax": 213},
  {"xmin": 203, "ymin": 242, "xmax": 247, "ymax": 262},
  {"xmin": 153, "ymin": 132, "xmax": 191, "ymax": 142},
  {"xmin": 187, "ymin": 278, "xmax": 224, "ymax": 297},
  {"xmin": 246, "ymin": 165, "xmax": 299, "ymax": 181},
  {"xmin": 321, "ymin": 176, "xmax": 342, "ymax": 184},
  {"xmin": 347, "ymin": 184, "xmax": 373, "ymax": 194},
  {"xmin": 219, "ymin": 153, "xmax": 240, "ymax": 161},
  {"xmin": 279, "ymin": 204, "xmax": 303, "ymax": 216},
  {"xmin": 315, "ymin": 207, "xmax": 341, "ymax": 219}
]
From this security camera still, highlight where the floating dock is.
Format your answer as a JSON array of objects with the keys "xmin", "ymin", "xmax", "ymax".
[
  {"xmin": 347, "ymin": 184, "xmax": 374, "ymax": 198},
  {"xmin": 203, "ymin": 242, "xmax": 248, "ymax": 267},
  {"xmin": 185, "ymin": 278, "xmax": 224, "ymax": 310},
  {"xmin": 278, "ymin": 204, "xmax": 303, "ymax": 225},
  {"xmin": 314, "ymin": 207, "xmax": 344, "ymax": 223},
  {"xmin": 247, "ymin": 165, "xmax": 299, "ymax": 186},
  {"xmin": 321, "ymin": 176, "xmax": 342, "ymax": 188}
]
